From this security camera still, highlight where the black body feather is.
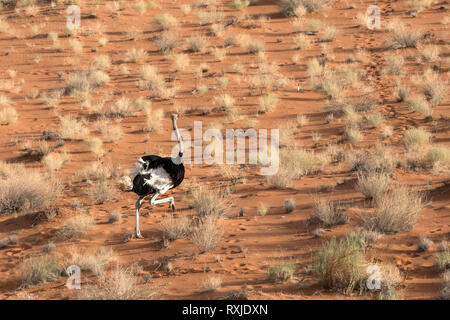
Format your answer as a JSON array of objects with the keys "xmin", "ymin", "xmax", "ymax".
[{"xmin": 132, "ymin": 155, "xmax": 185, "ymax": 196}]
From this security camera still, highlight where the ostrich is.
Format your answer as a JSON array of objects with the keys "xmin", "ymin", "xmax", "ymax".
[{"xmin": 119, "ymin": 114, "xmax": 185, "ymax": 238}]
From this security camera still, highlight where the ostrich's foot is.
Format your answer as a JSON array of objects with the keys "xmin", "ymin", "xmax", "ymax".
[
  {"xmin": 169, "ymin": 202, "xmax": 176, "ymax": 212},
  {"xmin": 136, "ymin": 232, "xmax": 144, "ymax": 239}
]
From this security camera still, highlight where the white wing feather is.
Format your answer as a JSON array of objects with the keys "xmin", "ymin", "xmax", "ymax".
[{"xmin": 143, "ymin": 166, "xmax": 173, "ymax": 194}]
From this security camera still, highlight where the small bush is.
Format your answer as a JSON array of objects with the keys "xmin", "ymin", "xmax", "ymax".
[
  {"xmin": 406, "ymin": 95, "xmax": 432, "ymax": 118},
  {"xmin": 173, "ymin": 53, "xmax": 190, "ymax": 72},
  {"xmin": 42, "ymin": 152, "xmax": 69, "ymax": 172},
  {"xmin": 89, "ymin": 180, "xmax": 116, "ymax": 204},
  {"xmin": 268, "ymin": 262, "xmax": 295, "ymax": 282},
  {"xmin": 319, "ymin": 26, "xmax": 337, "ymax": 42},
  {"xmin": 428, "ymin": 146, "xmax": 450, "ymax": 167},
  {"xmin": 94, "ymin": 120, "xmax": 123, "ymax": 142},
  {"xmin": 43, "ymin": 242, "xmax": 56, "ymax": 253},
  {"xmin": 345, "ymin": 126, "xmax": 363, "ymax": 145},
  {"xmin": 214, "ymin": 94, "xmax": 235, "ymax": 111},
  {"xmin": 395, "ymin": 83, "xmax": 409, "ymax": 102},
  {"xmin": 417, "ymin": 237, "xmax": 434, "ymax": 252},
  {"xmin": 20, "ymin": 254, "xmax": 60, "ymax": 287},
  {"xmin": 346, "ymin": 145, "xmax": 396, "ymax": 174},
  {"xmin": 199, "ymin": 276, "xmax": 222, "ymax": 292},
  {"xmin": 257, "ymin": 203, "xmax": 268, "ymax": 216},
  {"xmin": 440, "ymin": 271, "xmax": 450, "ymax": 300},
  {"xmin": 413, "ymin": 69, "xmax": 447, "ymax": 107},
  {"xmin": 356, "ymin": 171, "xmax": 391, "ymax": 199},
  {"xmin": 293, "ymin": 33, "xmax": 312, "ymax": 49},
  {"xmin": 362, "ymin": 186, "xmax": 425, "ymax": 234},
  {"xmin": 105, "ymin": 97, "xmax": 135, "ymax": 118},
  {"xmin": 156, "ymin": 32, "xmax": 178, "ymax": 53},
  {"xmin": 86, "ymin": 137, "xmax": 104, "ymax": 157},
  {"xmin": 58, "ymin": 214, "xmax": 95, "ymax": 240},
  {"xmin": 248, "ymin": 39, "xmax": 265, "ymax": 54},
  {"xmin": 190, "ymin": 216, "xmax": 223, "ymax": 253},
  {"xmin": 191, "ymin": 186, "xmax": 226, "ymax": 217},
  {"xmin": 366, "ymin": 113, "xmax": 384, "ymax": 128},
  {"xmin": 435, "ymin": 250, "xmax": 450, "ymax": 271},
  {"xmin": 0, "ymin": 235, "xmax": 18, "ymax": 249},
  {"xmin": 311, "ymin": 199, "xmax": 348, "ymax": 227},
  {"xmin": 0, "ymin": 107, "xmax": 18, "ymax": 124},
  {"xmin": 258, "ymin": 92, "xmax": 278, "ymax": 113},
  {"xmin": 154, "ymin": 13, "xmax": 178, "ymax": 30},
  {"xmin": 279, "ymin": 0, "xmax": 331, "ymax": 16},
  {"xmin": 92, "ymin": 55, "xmax": 111, "ymax": 70},
  {"xmin": 59, "ymin": 116, "xmax": 89, "ymax": 140},
  {"xmin": 402, "ymin": 128, "xmax": 431, "ymax": 149},
  {"xmin": 312, "ymin": 236, "xmax": 366, "ymax": 294},
  {"xmin": 385, "ymin": 20, "xmax": 423, "ymax": 49},
  {"xmin": 383, "ymin": 55, "xmax": 404, "ymax": 75},
  {"xmin": 0, "ymin": 169, "xmax": 56, "ymax": 214},
  {"xmin": 265, "ymin": 168, "xmax": 295, "ymax": 189},
  {"xmin": 285, "ymin": 199, "xmax": 296, "ymax": 213},
  {"xmin": 124, "ymin": 48, "xmax": 148, "ymax": 63},
  {"xmin": 230, "ymin": 0, "xmax": 250, "ymax": 10},
  {"xmin": 65, "ymin": 70, "xmax": 110, "ymax": 97},
  {"xmin": 67, "ymin": 247, "xmax": 115, "ymax": 276},
  {"xmin": 108, "ymin": 211, "xmax": 122, "ymax": 223},
  {"xmin": 79, "ymin": 267, "xmax": 158, "ymax": 300},
  {"xmin": 377, "ymin": 264, "xmax": 403, "ymax": 300},
  {"xmin": 144, "ymin": 108, "xmax": 164, "ymax": 132},
  {"xmin": 161, "ymin": 215, "xmax": 191, "ymax": 241},
  {"xmin": 186, "ymin": 35, "xmax": 208, "ymax": 52}
]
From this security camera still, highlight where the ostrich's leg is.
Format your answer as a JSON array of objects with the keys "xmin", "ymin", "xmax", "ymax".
[
  {"xmin": 150, "ymin": 193, "xmax": 175, "ymax": 211},
  {"xmin": 136, "ymin": 196, "xmax": 145, "ymax": 238}
]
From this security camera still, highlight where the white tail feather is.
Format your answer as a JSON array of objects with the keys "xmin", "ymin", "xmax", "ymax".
[{"xmin": 118, "ymin": 175, "xmax": 133, "ymax": 191}]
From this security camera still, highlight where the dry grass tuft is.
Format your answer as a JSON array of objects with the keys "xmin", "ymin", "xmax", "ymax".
[
  {"xmin": 156, "ymin": 31, "xmax": 178, "ymax": 53},
  {"xmin": 312, "ymin": 236, "xmax": 367, "ymax": 294},
  {"xmin": 356, "ymin": 171, "xmax": 391, "ymax": 199},
  {"xmin": 65, "ymin": 70, "xmax": 110, "ymax": 97},
  {"xmin": 79, "ymin": 266, "xmax": 158, "ymax": 300},
  {"xmin": 385, "ymin": 20, "xmax": 423, "ymax": 49},
  {"xmin": 20, "ymin": 254, "xmax": 60, "ymax": 287},
  {"xmin": 124, "ymin": 48, "xmax": 148, "ymax": 63},
  {"xmin": 402, "ymin": 128, "xmax": 431, "ymax": 149},
  {"xmin": 311, "ymin": 199, "xmax": 348, "ymax": 227},
  {"xmin": 285, "ymin": 199, "xmax": 296, "ymax": 213},
  {"xmin": 191, "ymin": 186, "xmax": 226, "ymax": 218},
  {"xmin": 435, "ymin": 248, "xmax": 450, "ymax": 272},
  {"xmin": 383, "ymin": 54, "xmax": 404, "ymax": 75},
  {"xmin": 89, "ymin": 180, "xmax": 116, "ymax": 204},
  {"xmin": 144, "ymin": 108, "xmax": 164, "ymax": 132},
  {"xmin": 186, "ymin": 34, "xmax": 208, "ymax": 52},
  {"xmin": 268, "ymin": 262, "xmax": 296, "ymax": 282},
  {"xmin": 440, "ymin": 271, "xmax": 450, "ymax": 300},
  {"xmin": 57, "ymin": 214, "xmax": 95, "ymax": 240},
  {"xmin": 417, "ymin": 237, "xmax": 434, "ymax": 252},
  {"xmin": 361, "ymin": 186, "xmax": 425, "ymax": 234},
  {"xmin": 108, "ymin": 211, "xmax": 122, "ymax": 223},
  {"xmin": 154, "ymin": 13, "xmax": 178, "ymax": 30},
  {"xmin": 161, "ymin": 215, "xmax": 191, "ymax": 241},
  {"xmin": 67, "ymin": 247, "xmax": 115, "ymax": 276},
  {"xmin": 0, "ymin": 107, "xmax": 18, "ymax": 124},
  {"xmin": 0, "ymin": 168, "xmax": 56, "ymax": 214},
  {"xmin": 190, "ymin": 215, "xmax": 224, "ymax": 253},
  {"xmin": 346, "ymin": 145, "xmax": 397, "ymax": 175},
  {"xmin": 59, "ymin": 116, "xmax": 89, "ymax": 140},
  {"xmin": 199, "ymin": 275, "xmax": 223, "ymax": 292}
]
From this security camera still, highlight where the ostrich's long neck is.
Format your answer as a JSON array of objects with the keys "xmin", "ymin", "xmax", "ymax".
[{"xmin": 172, "ymin": 118, "xmax": 184, "ymax": 157}]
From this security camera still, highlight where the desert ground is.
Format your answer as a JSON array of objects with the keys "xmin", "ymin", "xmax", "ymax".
[{"xmin": 0, "ymin": 0, "xmax": 449, "ymax": 300}]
